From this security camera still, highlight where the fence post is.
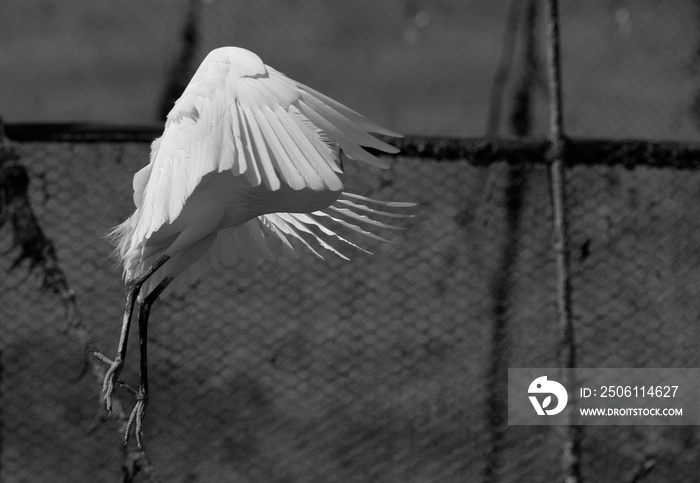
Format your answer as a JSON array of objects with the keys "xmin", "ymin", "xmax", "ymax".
[{"xmin": 543, "ymin": 1, "xmax": 582, "ymax": 482}]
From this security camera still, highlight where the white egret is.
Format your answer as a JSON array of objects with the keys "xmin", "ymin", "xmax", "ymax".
[{"xmin": 101, "ymin": 46, "xmax": 411, "ymax": 448}]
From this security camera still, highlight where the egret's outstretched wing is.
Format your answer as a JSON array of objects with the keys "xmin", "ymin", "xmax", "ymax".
[
  {"xmin": 131, "ymin": 47, "xmax": 399, "ymax": 247},
  {"xmin": 151, "ymin": 193, "xmax": 414, "ymax": 296}
]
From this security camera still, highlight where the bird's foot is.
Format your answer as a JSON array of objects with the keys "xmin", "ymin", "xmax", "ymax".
[
  {"xmin": 101, "ymin": 356, "xmax": 124, "ymax": 413},
  {"xmin": 125, "ymin": 391, "xmax": 148, "ymax": 450}
]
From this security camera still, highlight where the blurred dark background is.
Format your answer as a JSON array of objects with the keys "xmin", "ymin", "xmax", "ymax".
[{"xmin": 2, "ymin": 1, "xmax": 700, "ymax": 482}]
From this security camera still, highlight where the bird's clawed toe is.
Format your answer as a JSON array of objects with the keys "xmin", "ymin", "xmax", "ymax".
[
  {"xmin": 100, "ymin": 356, "xmax": 148, "ymax": 449},
  {"xmin": 102, "ymin": 357, "xmax": 124, "ymax": 413},
  {"xmin": 125, "ymin": 392, "xmax": 148, "ymax": 449}
]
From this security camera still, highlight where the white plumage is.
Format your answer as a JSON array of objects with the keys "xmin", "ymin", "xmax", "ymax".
[
  {"xmin": 103, "ymin": 46, "xmax": 410, "ymax": 447},
  {"xmin": 112, "ymin": 47, "xmax": 407, "ymax": 297}
]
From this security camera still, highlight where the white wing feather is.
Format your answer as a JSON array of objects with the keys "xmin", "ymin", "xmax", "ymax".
[
  {"xmin": 113, "ymin": 47, "xmax": 410, "ymax": 295},
  {"xmin": 130, "ymin": 47, "xmax": 397, "ymax": 247},
  {"xmin": 157, "ymin": 193, "xmax": 413, "ymax": 296}
]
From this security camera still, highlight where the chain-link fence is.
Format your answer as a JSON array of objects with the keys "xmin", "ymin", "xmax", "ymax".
[
  {"xmin": 2, "ymin": 0, "xmax": 700, "ymax": 482},
  {"xmin": 4, "ymin": 143, "xmax": 700, "ymax": 482}
]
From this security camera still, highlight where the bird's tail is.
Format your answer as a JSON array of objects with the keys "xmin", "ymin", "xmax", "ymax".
[{"xmin": 107, "ymin": 213, "xmax": 141, "ymax": 279}]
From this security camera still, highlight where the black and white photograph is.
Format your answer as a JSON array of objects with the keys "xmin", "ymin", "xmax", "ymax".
[{"xmin": 1, "ymin": 1, "xmax": 699, "ymax": 481}]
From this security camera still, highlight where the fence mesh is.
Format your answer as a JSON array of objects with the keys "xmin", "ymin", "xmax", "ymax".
[
  {"xmin": 3, "ymin": 144, "xmax": 700, "ymax": 482},
  {"xmin": 2, "ymin": 0, "xmax": 700, "ymax": 482}
]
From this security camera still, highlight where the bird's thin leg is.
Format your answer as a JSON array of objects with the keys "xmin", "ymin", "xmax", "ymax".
[
  {"xmin": 125, "ymin": 276, "xmax": 173, "ymax": 450},
  {"xmin": 102, "ymin": 255, "xmax": 171, "ymax": 412}
]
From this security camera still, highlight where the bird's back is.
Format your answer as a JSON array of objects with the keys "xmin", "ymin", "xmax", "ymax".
[{"xmin": 112, "ymin": 46, "xmax": 409, "ymax": 297}]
